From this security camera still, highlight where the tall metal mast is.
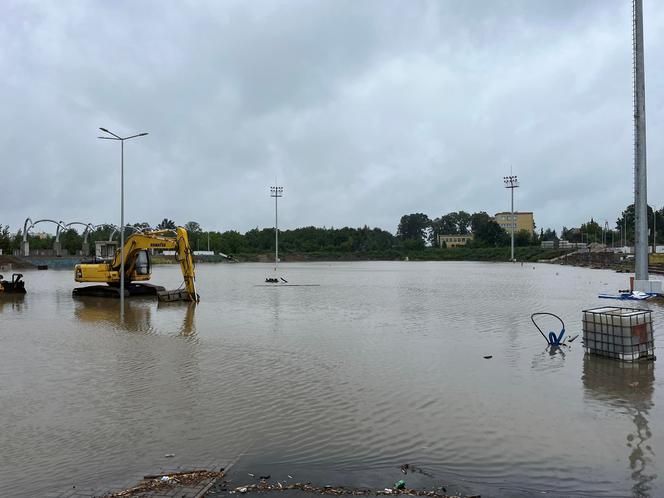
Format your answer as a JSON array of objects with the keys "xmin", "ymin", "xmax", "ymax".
[
  {"xmin": 503, "ymin": 175, "xmax": 519, "ymax": 261},
  {"xmin": 270, "ymin": 183, "xmax": 283, "ymax": 272},
  {"xmin": 633, "ymin": 0, "xmax": 648, "ymax": 280}
]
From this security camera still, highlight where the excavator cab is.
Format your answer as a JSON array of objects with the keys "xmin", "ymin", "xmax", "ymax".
[{"xmin": 135, "ymin": 250, "xmax": 151, "ymax": 276}]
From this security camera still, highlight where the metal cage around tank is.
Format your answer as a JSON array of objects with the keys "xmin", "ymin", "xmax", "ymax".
[{"xmin": 582, "ymin": 307, "xmax": 655, "ymax": 361}]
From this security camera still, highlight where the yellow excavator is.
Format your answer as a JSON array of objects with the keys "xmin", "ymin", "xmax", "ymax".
[{"xmin": 73, "ymin": 227, "xmax": 199, "ymax": 302}]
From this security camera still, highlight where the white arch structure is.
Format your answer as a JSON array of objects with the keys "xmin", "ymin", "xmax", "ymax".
[
  {"xmin": 108, "ymin": 225, "xmax": 146, "ymax": 241},
  {"xmin": 21, "ymin": 218, "xmax": 67, "ymax": 256},
  {"xmin": 21, "ymin": 219, "xmax": 125, "ymax": 257}
]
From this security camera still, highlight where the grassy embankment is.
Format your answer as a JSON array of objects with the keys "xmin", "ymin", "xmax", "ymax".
[{"xmin": 153, "ymin": 247, "xmax": 567, "ymax": 264}]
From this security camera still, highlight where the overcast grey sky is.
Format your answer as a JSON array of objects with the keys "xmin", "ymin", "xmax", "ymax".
[{"xmin": 2, "ymin": 0, "xmax": 663, "ymax": 235}]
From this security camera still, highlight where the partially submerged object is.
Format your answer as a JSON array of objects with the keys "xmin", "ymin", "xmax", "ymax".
[
  {"xmin": 265, "ymin": 277, "xmax": 288, "ymax": 284},
  {"xmin": 73, "ymin": 227, "xmax": 199, "ymax": 302},
  {"xmin": 598, "ymin": 290, "xmax": 655, "ymax": 300},
  {"xmin": 0, "ymin": 273, "xmax": 26, "ymax": 294},
  {"xmin": 531, "ymin": 312, "xmax": 566, "ymax": 346},
  {"xmin": 582, "ymin": 307, "xmax": 654, "ymax": 361}
]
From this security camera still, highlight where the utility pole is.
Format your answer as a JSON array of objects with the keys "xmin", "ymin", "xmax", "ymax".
[
  {"xmin": 633, "ymin": 0, "xmax": 648, "ymax": 280},
  {"xmin": 503, "ymin": 175, "xmax": 519, "ymax": 262},
  {"xmin": 270, "ymin": 183, "xmax": 284, "ymax": 272},
  {"xmin": 98, "ymin": 127, "xmax": 148, "ymax": 322},
  {"xmin": 603, "ymin": 221, "xmax": 609, "ymax": 245}
]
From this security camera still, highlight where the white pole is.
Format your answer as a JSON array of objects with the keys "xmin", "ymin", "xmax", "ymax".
[
  {"xmin": 120, "ymin": 139, "xmax": 125, "ymax": 321},
  {"xmin": 98, "ymin": 128, "xmax": 147, "ymax": 321},
  {"xmin": 503, "ymin": 174, "xmax": 518, "ymax": 262},
  {"xmin": 510, "ymin": 187, "xmax": 515, "ymax": 261},
  {"xmin": 653, "ymin": 208, "xmax": 656, "ymax": 253},
  {"xmin": 275, "ymin": 188, "xmax": 278, "ymax": 272},
  {"xmin": 270, "ymin": 184, "xmax": 283, "ymax": 273}
]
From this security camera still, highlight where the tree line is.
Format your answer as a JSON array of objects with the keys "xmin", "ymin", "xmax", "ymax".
[
  {"xmin": 0, "ymin": 219, "xmax": 398, "ymax": 256},
  {"xmin": 396, "ymin": 211, "xmax": 531, "ymax": 249},
  {"xmin": 1, "ymin": 202, "xmax": 661, "ymax": 257}
]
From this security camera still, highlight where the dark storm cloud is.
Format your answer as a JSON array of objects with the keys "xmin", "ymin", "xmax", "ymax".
[{"xmin": 1, "ymin": 0, "xmax": 663, "ymax": 235}]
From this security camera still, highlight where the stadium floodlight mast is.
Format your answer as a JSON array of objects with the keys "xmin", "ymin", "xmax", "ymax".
[
  {"xmin": 98, "ymin": 127, "xmax": 148, "ymax": 321},
  {"xmin": 270, "ymin": 184, "xmax": 284, "ymax": 273},
  {"xmin": 503, "ymin": 175, "xmax": 519, "ymax": 262},
  {"xmin": 633, "ymin": 0, "xmax": 648, "ymax": 281}
]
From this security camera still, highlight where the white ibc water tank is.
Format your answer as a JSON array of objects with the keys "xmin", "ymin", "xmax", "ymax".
[{"xmin": 582, "ymin": 307, "xmax": 654, "ymax": 361}]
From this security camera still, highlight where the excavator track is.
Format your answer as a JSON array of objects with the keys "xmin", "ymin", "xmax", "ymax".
[{"xmin": 73, "ymin": 283, "xmax": 166, "ymax": 298}]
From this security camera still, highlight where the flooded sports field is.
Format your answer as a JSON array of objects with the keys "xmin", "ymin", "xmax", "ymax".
[{"xmin": 1, "ymin": 262, "xmax": 663, "ymax": 497}]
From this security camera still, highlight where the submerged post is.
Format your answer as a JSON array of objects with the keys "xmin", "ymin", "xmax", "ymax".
[{"xmin": 633, "ymin": 0, "xmax": 648, "ymax": 281}]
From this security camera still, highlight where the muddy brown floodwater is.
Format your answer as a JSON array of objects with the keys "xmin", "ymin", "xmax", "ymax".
[{"xmin": 1, "ymin": 262, "xmax": 663, "ymax": 497}]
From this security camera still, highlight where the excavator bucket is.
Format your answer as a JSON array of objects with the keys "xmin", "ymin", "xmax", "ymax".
[{"xmin": 157, "ymin": 289, "xmax": 198, "ymax": 302}]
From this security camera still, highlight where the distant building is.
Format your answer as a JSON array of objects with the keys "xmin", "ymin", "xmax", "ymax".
[
  {"xmin": 558, "ymin": 240, "xmax": 587, "ymax": 250},
  {"xmin": 438, "ymin": 234, "xmax": 474, "ymax": 248},
  {"xmin": 95, "ymin": 241, "xmax": 118, "ymax": 260},
  {"xmin": 494, "ymin": 211, "xmax": 535, "ymax": 234}
]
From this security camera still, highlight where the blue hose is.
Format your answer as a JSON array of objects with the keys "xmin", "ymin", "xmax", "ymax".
[
  {"xmin": 531, "ymin": 313, "xmax": 566, "ymax": 346},
  {"xmin": 547, "ymin": 329, "xmax": 565, "ymax": 346}
]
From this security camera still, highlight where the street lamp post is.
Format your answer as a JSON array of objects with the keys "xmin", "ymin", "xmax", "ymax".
[
  {"xmin": 98, "ymin": 127, "xmax": 148, "ymax": 321},
  {"xmin": 503, "ymin": 175, "xmax": 519, "ymax": 262},
  {"xmin": 270, "ymin": 184, "xmax": 283, "ymax": 273}
]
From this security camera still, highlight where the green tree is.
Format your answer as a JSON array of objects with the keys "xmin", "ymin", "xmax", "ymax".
[
  {"xmin": 616, "ymin": 204, "xmax": 659, "ymax": 244},
  {"xmin": 579, "ymin": 218, "xmax": 602, "ymax": 244},
  {"xmin": 218, "ymin": 230, "xmax": 249, "ymax": 254},
  {"xmin": 397, "ymin": 213, "xmax": 431, "ymax": 244},
  {"xmin": 60, "ymin": 228, "xmax": 83, "ymax": 255},
  {"xmin": 157, "ymin": 218, "xmax": 177, "ymax": 230},
  {"xmin": 470, "ymin": 212, "xmax": 508, "ymax": 247},
  {"xmin": 245, "ymin": 228, "xmax": 274, "ymax": 251},
  {"xmin": 470, "ymin": 211, "xmax": 492, "ymax": 234},
  {"xmin": 430, "ymin": 213, "xmax": 457, "ymax": 244},
  {"xmin": 0, "ymin": 225, "xmax": 11, "ymax": 254},
  {"xmin": 184, "ymin": 221, "xmax": 201, "ymax": 233},
  {"xmin": 514, "ymin": 229, "xmax": 532, "ymax": 247},
  {"xmin": 430, "ymin": 211, "xmax": 471, "ymax": 245},
  {"xmin": 455, "ymin": 211, "xmax": 471, "ymax": 235}
]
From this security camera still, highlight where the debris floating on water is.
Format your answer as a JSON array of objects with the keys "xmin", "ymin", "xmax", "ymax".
[
  {"xmin": 101, "ymin": 469, "xmax": 224, "ymax": 497},
  {"xmin": 483, "ymin": 355, "xmax": 492, "ymax": 359},
  {"xmin": 227, "ymin": 480, "xmax": 461, "ymax": 497}
]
